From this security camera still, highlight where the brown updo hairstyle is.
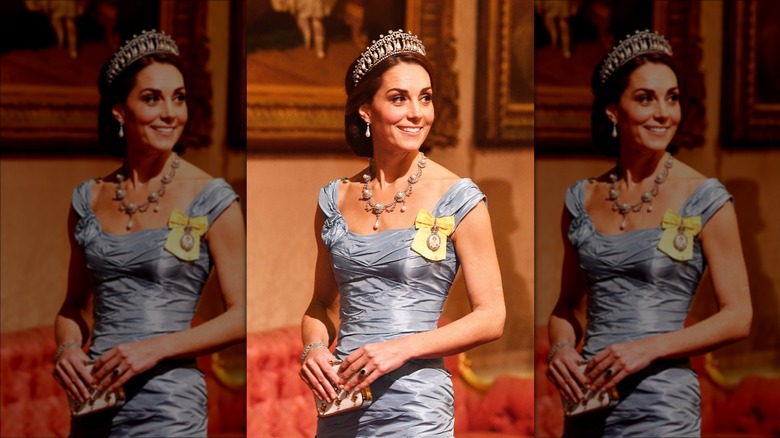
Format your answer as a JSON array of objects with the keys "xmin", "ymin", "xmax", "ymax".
[
  {"xmin": 344, "ymin": 51, "xmax": 435, "ymax": 157},
  {"xmin": 590, "ymin": 52, "xmax": 680, "ymax": 157},
  {"xmin": 97, "ymin": 53, "xmax": 188, "ymax": 157}
]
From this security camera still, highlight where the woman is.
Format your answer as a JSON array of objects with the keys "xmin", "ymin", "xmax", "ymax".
[
  {"xmin": 547, "ymin": 30, "xmax": 752, "ymax": 437},
  {"xmin": 52, "ymin": 30, "xmax": 245, "ymax": 436},
  {"xmin": 300, "ymin": 30, "xmax": 505, "ymax": 436}
]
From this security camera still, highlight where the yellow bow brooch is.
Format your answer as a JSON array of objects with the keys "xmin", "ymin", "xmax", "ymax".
[
  {"xmin": 657, "ymin": 209, "xmax": 701, "ymax": 262},
  {"xmin": 164, "ymin": 209, "xmax": 208, "ymax": 261},
  {"xmin": 411, "ymin": 209, "xmax": 455, "ymax": 262}
]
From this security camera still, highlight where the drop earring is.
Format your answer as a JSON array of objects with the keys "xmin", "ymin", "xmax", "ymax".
[
  {"xmin": 365, "ymin": 122, "xmax": 371, "ymax": 138},
  {"xmin": 611, "ymin": 123, "xmax": 617, "ymax": 138},
  {"xmin": 119, "ymin": 123, "xmax": 124, "ymax": 138}
]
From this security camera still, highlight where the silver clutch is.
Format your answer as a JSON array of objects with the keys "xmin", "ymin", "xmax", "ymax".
[
  {"xmin": 314, "ymin": 360, "xmax": 372, "ymax": 418},
  {"xmin": 68, "ymin": 361, "xmax": 126, "ymax": 417},
  {"xmin": 562, "ymin": 362, "xmax": 619, "ymax": 417}
]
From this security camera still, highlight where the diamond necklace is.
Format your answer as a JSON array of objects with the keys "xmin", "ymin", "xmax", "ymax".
[
  {"xmin": 608, "ymin": 153, "xmax": 673, "ymax": 230},
  {"xmin": 362, "ymin": 152, "xmax": 426, "ymax": 230},
  {"xmin": 114, "ymin": 154, "xmax": 181, "ymax": 230}
]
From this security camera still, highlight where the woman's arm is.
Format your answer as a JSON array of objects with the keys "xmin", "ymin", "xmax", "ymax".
[
  {"xmin": 547, "ymin": 206, "xmax": 589, "ymax": 402},
  {"xmin": 300, "ymin": 205, "xmax": 342, "ymax": 403},
  {"xmin": 587, "ymin": 201, "xmax": 752, "ymax": 392},
  {"xmin": 92, "ymin": 201, "xmax": 247, "ymax": 391},
  {"xmin": 338, "ymin": 201, "xmax": 506, "ymax": 392},
  {"xmin": 53, "ymin": 207, "xmax": 97, "ymax": 403}
]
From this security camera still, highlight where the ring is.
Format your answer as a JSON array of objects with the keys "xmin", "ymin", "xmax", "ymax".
[
  {"xmin": 606, "ymin": 368, "xmax": 613, "ymax": 377},
  {"xmin": 113, "ymin": 368, "xmax": 120, "ymax": 377},
  {"xmin": 359, "ymin": 368, "xmax": 367, "ymax": 377}
]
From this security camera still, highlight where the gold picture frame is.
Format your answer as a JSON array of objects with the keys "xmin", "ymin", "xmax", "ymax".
[
  {"xmin": 475, "ymin": 0, "xmax": 534, "ymax": 147},
  {"xmin": 246, "ymin": 0, "xmax": 458, "ymax": 153},
  {"xmin": 0, "ymin": 1, "xmax": 212, "ymax": 154},
  {"xmin": 534, "ymin": 1, "xmax": 705, "ymax": 153},
  {"xmin": 722, "ymin": 0, "xmax": 780, "ymax": 146}
]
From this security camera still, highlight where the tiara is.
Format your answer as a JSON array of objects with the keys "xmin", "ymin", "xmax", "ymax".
[
  {"xmin": 599, "ymin": 30, "xmax": 672, "ymax": 85},
  {"xmin": 106, "ymin": 30, "xmax": 180, "ymax": 85},
  {"xmin": 352, "ymin": 29, "xmax": 426, "ymax": 85}
]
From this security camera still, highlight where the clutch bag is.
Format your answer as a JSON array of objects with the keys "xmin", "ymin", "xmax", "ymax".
[
  {"xmin": 562, "ymin": 362, "xmax": 619, "ymax": 417},
  {"xmin": 68, "ymin": 361, "xmax": 126, "ymax": 417},
  {"xmin": 314, "ymin": 360, "xmax": 372, "ymax": 418}
]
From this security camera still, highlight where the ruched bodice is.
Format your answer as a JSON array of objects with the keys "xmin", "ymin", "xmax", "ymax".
[
  {"xmin": 563, "ymin": 177, "xmax": 732, "ymax": 437},
  {"xmin": 69, "ymin": 178, "xmax": 238, "ymax": 437},
  {"xmin": 317, "ymin": 178, "xmax": 485, "ymax": 437}
]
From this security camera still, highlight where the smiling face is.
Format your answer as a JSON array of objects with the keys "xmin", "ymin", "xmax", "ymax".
[
  {"xmin": 359, "ymin": 62, "xmax": 434, "ymax": 155},
  {"xmin": 606, "ymin": 62, "xmax": 681, "ymax": 154},
  {"xmin": 113, "ymin": 62, "xmax": 187, "ymax": 154}
]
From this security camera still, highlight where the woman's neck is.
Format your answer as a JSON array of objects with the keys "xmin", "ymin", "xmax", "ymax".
[
  {"xmin": 618, "ymin": 148, "xmax": 667, "ymax": 190},
  {"xmin": 370, "ymin": 150, "xmax": 421, "ymax": 190},
  {"xmin": 123, "ymin": 149, "xmax": 174, "ymax": 187}
]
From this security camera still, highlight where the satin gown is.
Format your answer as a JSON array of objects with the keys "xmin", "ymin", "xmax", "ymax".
[
  {"xmin": 69, "ymin": 178, "xmax": 238, "ymax": 437},
  {"xmin": 562, "ymin": 178, "xmax": 732, "ymax": 437},
  {"xmin": 316, "ymin": 178, "xmax": 486, "ymax": 438}
]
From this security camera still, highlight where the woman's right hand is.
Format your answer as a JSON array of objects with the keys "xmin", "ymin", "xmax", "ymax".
[
  {"xmin": 547, "ymin": 346, "xmax": 589, "ymax": 403},
  {"xmin": 299, "ymin": 347, "xmax": 340, "ymax": 403},
  {"xmin": 53, "ymin": 347, "xmax": 95, "ymax": 404}
]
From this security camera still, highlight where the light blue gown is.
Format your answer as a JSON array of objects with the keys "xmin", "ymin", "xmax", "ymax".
[
  {"xmin": 562, "ymin": 178, "xmax": 732, "ymax": 437},
  {"xmin": 69, "ymin": 178, "xmax": 238, "ymax": 437},
  {"xmin": 316, "ymin": 178, "xmax": 486, "ymax": 438}
]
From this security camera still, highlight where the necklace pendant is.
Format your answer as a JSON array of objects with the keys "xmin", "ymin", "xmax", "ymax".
[
  {"xmin": 400, "ymin": 204, "xmax": 407, "ymax": 212},
  {"xmin": 126, "ymin": 219, "xmax": 133, "ymax": 230},
  {"xmin": 619, "ymin": 216, "xmax": 627, "ymax": 230},
  {"xmin": 373, "ymin": 218, "xmax": 380, "ymax": 230},
  {"xmin": 673, "ymin": 228, "xmax": 688, "ymax": 252},
  {"xmin": 180, "ymin": 226, "xmax": 195, "ymax": 252}
]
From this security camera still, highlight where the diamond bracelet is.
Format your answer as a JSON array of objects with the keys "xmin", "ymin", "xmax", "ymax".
[{"xmin": 300, "ymin": 342, "xmax": 328, "ymax": 365}]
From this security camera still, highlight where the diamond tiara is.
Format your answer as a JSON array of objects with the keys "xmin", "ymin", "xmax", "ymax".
[
  {"xmin": 106, "ymin": 30, "xmax": 180, "ymax": 85},
  {"xmin": 599, "ymin": 30, "xmax": 672, "ymax": 85},
  {"xmin": 352, "ymin": 29, "xmax": 426, "ymax": 86}
]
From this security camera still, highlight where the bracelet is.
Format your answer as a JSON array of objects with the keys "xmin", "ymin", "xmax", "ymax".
[
  {"xmin": 547, "ymin": 342, "xmax": 574, "ymax": 363},
  {"xmin": 54, "ymin": 342, "xmax": 81, "ymax": 363},
  {"xmin": 300, "ymin": 342, "xmax": 328, "ymax": 365}
]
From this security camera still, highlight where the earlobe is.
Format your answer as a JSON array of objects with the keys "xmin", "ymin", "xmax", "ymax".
[
  {"xmin": 605, "ymin": 104, "xmax": 618, "ymax": 124},
  {"xmin": 112, "ymin": 105, "xmax": 125, "ymax": 125},
  {"xmin": 358, "ymin": 104, "xmax": 371, "ymax": 125}
]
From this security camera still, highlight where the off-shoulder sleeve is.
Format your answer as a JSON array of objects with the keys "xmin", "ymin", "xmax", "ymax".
[
  {"xmin": 186, "ymin": 179, "xmax": 239, "ymax": 230},
  {"xmin": 432, "ymin": 178, "xmax": 486, "ymax": 233},
  {"xmin": 565, "ymin": 179, "xmax": 593, "ymax": 248},
  {"xmin": 319, "ymin": 178, "xmax": 348, "ymax": 248},
  {"xmin": 71, "ymin": 179, "xmax": 100, "ymax": 247},
  {"xmin": 680, "ymin": 178, "xmax": 733, "ymax": 227}
]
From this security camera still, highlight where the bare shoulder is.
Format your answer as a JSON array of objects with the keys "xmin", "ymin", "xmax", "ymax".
[
  {"xmin": 669, "ymin": 158, "xmax": 708, "ymax": 194},
  {"xmin": 175, "ymin": 158, "xmax": 219, "ymax": 196},
  {"xmin": 176, "ymin": 158, "xmax": 214, "ymax": 181},
  {"xmin": 582, "ymin": 166, "xmax": 616, "ymax": 207},
  {"xmin": 422, "ymin": 158, "xmax": 462, "ymax": 194},
  {"xmin": 91, "ymin": 167, "xmax": 123, "ymax": 202}
]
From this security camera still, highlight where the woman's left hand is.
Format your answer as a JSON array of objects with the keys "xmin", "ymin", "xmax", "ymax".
[
  {"xmin": 338, "ymin": 340, "xmax": 408, "ymax": 392},
  {"xmin": 586, "ymin": 339, "xmax": 656, "ymax": 392},
  {"xmin": 92, "ymin": 339, "xmax": 162, "ymax": 392}
]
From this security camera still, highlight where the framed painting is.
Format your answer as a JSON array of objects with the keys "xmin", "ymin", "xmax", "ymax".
[
  {"xmin": 245, "ymin": 0, "xmax": 458, "ymax": 153},
  {"xmin": 475, "ymin": 0, "xmax": 534, "ymax": 147},
  {"xmin": 722, "ymin": 0, "xmax": 780, "ymax": 147},
  {"xmin": 534, "ymin": 0, "xmax": 705, "ymax": 154},
  {"xmin": 0, "ymin": 0, "xmax": 212, "ymax": 154}
]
